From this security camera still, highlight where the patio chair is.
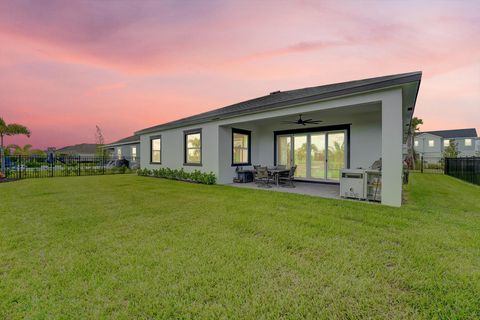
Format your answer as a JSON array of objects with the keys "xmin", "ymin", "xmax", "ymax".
[
  {"xmin": 279, "ymin": 165, "xmax": 297, "ymax": 188},
  {"xmin": 254, "ymin": 166, "xmax": 272, "ymax": 188},
  {"xmin": 275, "ymin": 165, "xmax": 286, "ymax": 170}
]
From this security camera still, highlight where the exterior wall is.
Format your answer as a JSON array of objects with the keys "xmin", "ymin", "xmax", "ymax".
[
  {"xmin": 350, "ymin": 112, "xmax": 382, "ymax": 169},
  {"xmin": 414, "ymin": 133, "xmax": 442, "ymax": 163},
  {"xmin": 414, "ymin": 134, "xmax": 478, "ymax": 163},
  {"xmin": 139, "ymin": 123, "xmax": 220, "ymax": 176},
  {"xmin": 139, "ymin": 88, "xmax": 406, "ymax": 207},
  {"xmin": 380, "ymin": 89, "xmax": 403, "ymax": 207},
  {"xmin": 112, "ymin": 143, "xmax": 140, "ymax": 160},
  {"xmin": 218, "ymin": 123, "xmax": 262, "ymax": 184},
  {"xmin": 455, "ymin": 137, "xmax": 477, "ymax": 156}
]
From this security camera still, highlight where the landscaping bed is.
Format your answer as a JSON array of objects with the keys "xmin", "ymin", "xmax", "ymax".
[{"xmin": 137, "ymin": 167, "xmax": 216, "ymax": 184}]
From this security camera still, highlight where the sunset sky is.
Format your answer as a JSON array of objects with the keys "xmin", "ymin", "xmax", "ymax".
[{"xmin": 1, "ymin": 0, "xmax": 479, "ymax": 149}]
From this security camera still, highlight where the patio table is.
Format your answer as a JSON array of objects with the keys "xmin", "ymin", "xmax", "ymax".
[{"xmin": 267, "ymin": 168, "xmax": 290, "ymax": 186}]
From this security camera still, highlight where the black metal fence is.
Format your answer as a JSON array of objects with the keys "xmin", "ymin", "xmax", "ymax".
[
  {"xmin": 1, "ymin": 155, "xmax": 139, "ymax": 180},
  {"xmin": 409, "ymin": 155, "xmax": 444, "ymax": 174},
  {"xmin": 444, "ymin": 157, "xmax": 479, "ymax": 185}
]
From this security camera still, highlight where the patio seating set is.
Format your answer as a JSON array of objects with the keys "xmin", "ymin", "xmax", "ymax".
[{"xmin": 252, "ymin": 165, "xmax": 297, "ymax": 188}]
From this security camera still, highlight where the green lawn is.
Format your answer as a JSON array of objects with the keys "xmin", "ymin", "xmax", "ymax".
[{"xmin": 0, "ymin": 174, "xmax": 479, "ymax": 319}]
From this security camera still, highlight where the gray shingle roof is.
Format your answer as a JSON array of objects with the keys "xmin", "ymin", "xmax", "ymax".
[
  {"xmin": 418, "ymin": 128, "xmax": 478, "ymax": 139},
  {"xmin": 56, "ymin": 143, "xmax": 98, "ymax": 155},
  {"xmin": 105, "ymin": 135, "xmax": 140, "ymax": 147},
  {"xmin": 136, "ymin": 71, "xmax": 422, "ymax": 135}
]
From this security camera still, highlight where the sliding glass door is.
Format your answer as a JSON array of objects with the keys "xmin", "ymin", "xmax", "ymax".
[
  {"xmin": 277, "ymin": 136, "xmax": 291, "ymax": 168},
  {"xmin": 327, "ymin": 132, "xmax": 345, "ymax": 180},
  {"xmin": 310, "ymin": 133, "xmax": 326, "ymax": 179},
  {"xmin": 294, "ymin": 135, "xmax": 307, "ymax": 178},
  {"xmin": 276, "ymin": 130, "xmax": 346, "ymax": 181}
]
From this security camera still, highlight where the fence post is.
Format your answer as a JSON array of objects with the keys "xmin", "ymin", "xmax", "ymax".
[
  {"xmin": 78, "ymin": 156, "xmax": 81, "ymax": 176},
  {"xmin": 476, "ymin": 157, "xmax": 479, "ymax": 185},
  {"xmin": 420, "ymin": 155, "xmax": 424, "ymax": 173},
  {"xmin": 470, "ymin": 158, "xmax": 474, "ymax": 184}
]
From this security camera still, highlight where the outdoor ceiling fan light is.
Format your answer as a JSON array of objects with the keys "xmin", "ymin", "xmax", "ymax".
[{"xmin": 281, "ymin": 114, "xmax": 323, "ymax": 126}]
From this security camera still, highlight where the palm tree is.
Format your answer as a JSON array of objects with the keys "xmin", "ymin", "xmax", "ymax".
[
  {"xmin": 406, "ymin": 117, "xmax": 423, "ymax": 169},
  {"xmin": 0, "ymin": 117, "xmax": 31, "ymax": 173},
  {"xmin": 6, "ymin": 144, "xmax": 20, "ymax": 156},
  {"xmin": 9, "ymin": 144, "xmax": 32, "ymax": 155},
  {"xmin": 8, "ymin": 144, "xmax": 45, "ymax": 157}
]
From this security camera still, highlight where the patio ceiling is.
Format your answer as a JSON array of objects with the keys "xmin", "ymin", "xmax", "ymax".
[{"xmin": 220, "ymin": 102, "xmax": 381, "ymax": 128}]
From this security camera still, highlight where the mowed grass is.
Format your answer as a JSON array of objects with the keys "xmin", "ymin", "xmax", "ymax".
[{"xmin": 0, "ymin": 174, "xmax": 479, "ymax": 319}]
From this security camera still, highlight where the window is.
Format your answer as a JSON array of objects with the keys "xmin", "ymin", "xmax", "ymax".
[
  {"xmin": 150, "ymin": 136, "xmax": 161, "ymax": 163},
  {"xmin": 117, "ymin": 148, "xmax": 122, "ymax": 159},
  {"xmin": 184, "ymin": 129, "xmax": 202, "ymax": 165},
  {"xmin": 444, "ymin": 140, "xmax": 450, "ymax": 147},
  {"xmin": 232, "ymin": 128, "xmax": 251, "ymax": 165},
  {"xmin": 131, "ymin": 146, "xmax": 137, "ymax": 161},
  {"xmin": 465, "ymin": 139, "xmax": 472, "ymax": 146},
  {"xmin": 414, "ymin": 140, "xmax": 419, "ymax": 147},
  {"xmin": 428, "ymin": 140, "xmax": 434, "ymax": 147}
]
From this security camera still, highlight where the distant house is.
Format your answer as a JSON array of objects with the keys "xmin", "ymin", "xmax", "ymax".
[
  {"xmin": 414, "ymin": 128, "xmax": 478, "ymax": 163},
  {"xmin": 56, "ymin": 143, "xmax": 98, "ymax": 157},
  {"xmin": 104, "ymin": 135, "xmax": 140, "ymax": 163}
]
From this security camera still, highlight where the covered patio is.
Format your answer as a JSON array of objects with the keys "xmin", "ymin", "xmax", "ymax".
[
  {"xmin": 216, "ymin": 85, "xmax": 417, "ymax": 207},
  {"xmin": 228, "ymin": 180, "xmax": 341, "ymax": 199}
]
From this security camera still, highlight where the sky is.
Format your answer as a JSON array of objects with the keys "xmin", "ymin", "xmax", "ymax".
[{"xmin": 0, "ymin": 0, "xmax": 479, "ymax": 149}]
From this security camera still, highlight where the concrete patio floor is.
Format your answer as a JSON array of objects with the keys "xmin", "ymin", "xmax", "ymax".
[{"xmin": 228, "ymin": 181, "xmax": 341, "ymax": 199}]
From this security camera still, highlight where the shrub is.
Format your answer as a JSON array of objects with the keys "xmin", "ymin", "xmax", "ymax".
[
  {"xmin": 137, "ymin": 167, "xmax": 216, "ymax": 185},
  {"xmin": 25, "ymin": 160, "xmax": 42, "ymax": 168}
]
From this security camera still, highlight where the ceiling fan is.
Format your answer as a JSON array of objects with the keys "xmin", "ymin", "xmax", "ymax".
[{"xmin": 281, "ymin": 114, "xmax": 323, "ymax": 126}]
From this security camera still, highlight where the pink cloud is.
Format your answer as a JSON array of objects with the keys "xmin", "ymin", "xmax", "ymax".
[
  {"xmin": 0, "ymin": 0, "xmax": 479, "ymax": 149},
  {"xmin": 84, "ymin": 83, "xmax": 127, "ymax": 96}
]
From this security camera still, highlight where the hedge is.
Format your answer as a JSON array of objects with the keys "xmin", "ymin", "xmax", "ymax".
[{"xmin": 137, "ymin": 167, "xmax": 216, "ymax": 185}]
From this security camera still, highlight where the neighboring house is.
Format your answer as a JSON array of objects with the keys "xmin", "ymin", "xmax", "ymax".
[
  {"xmin": 104, "ymin": 135, "xmax": 140, "ymax": 163},
  {"xmin": 56, "ymin": 143, "xmax": 98, "ymax": 157},
  {"xmin": 414, "ymin": 128, "xmax": 478, "ymax": 163},
  {"xmin": 134, "ymin": 72, "xmax": 421, "ymax": 207}
]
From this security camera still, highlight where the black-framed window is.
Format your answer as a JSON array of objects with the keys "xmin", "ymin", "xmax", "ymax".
[
  {"xmin": 232, "ymin": 128, "xmax": 251, "ymax": 166},
  {"xmin": 150, "ymin": 136, "xmax": 161, "ymax": 163},
  {"xmin": 131, "ymin": 146, "xmax": 137, "ymax": 161},
  {"xmin": 184, "ymin": 129, "xmax": 202, "ymax": 166}
]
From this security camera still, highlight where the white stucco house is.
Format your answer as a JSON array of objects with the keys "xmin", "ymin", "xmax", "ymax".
[
  {"xmin": 104, "ymin": 135, "xmax": 140, "ymax": 166},
  {"xmin": 414, "ymin": 128, "xmax": 478, "ymax": 164},
  {"xmin": 132, "ymin": 72, "xmax": 421, "ymax": 207}
]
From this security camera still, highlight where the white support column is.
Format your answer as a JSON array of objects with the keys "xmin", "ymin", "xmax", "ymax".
[
  {"xmin": 381, "ymin": 89, "xmax": 403, "ymax": 207},
  {"xmin": 217, "ymin": 125, "xmax": 231, "ymax": 184}
]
